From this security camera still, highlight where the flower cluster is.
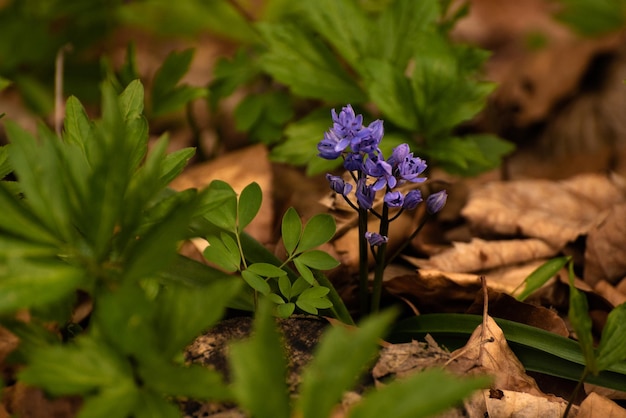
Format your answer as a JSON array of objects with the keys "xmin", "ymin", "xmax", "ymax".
[{"xmin": 319, "ymin": 105, "xmax": 447, "ymax": 246}]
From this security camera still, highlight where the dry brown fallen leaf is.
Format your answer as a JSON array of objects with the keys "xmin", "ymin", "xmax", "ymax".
[
  {"xmin": 170, "ymin": 144, "xmax": 274, "ymax": 245},
  {"xmin": 461, "ymin": 173, "xmax": 626, "ymax": 249},
  {"xmin": 447, "ymin": 316, "xmax": 569, "ymax": 416},
  {"xmin": 584, "ymin": 203, "xmax": 626, "ymax": 286},
  {"xmin": 577, "ymin": 392, "xmax": 626, "ymax": 418},
  {"xmin": 413, "ymin": 238, "xmax": 558, "ymax": 273}
]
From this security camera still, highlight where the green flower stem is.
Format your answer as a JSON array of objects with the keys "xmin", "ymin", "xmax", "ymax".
[
  {"xmin": 564, "ymin": 368, "xmax": 589, "ymax": 418},
  {"xmin": 384, "ymin": 213, "xmax": 430, "ymax": 267},
  {"xmin": 370, "ymin": 204, "xmax": 389, "ymax": 313}
]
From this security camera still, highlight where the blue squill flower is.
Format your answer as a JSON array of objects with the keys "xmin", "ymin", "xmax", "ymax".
[
  {"xmin": 317, "ymin": 130, "xmax": 344, "ymax": 160},
  {"xmin": 356, "ymin": 178, "xmax": 375, "ymax": 210},
  {"xmin": 426, "ymin": 190, "xmax": 447, "ymax": 214},
  {"xmin": 363, "ymin": 156, "xmax": 396, "ymax": 191},
  {"xmin": 343, "ymin": 153, "xmax": 363, "ymax": 171},
  {"xmin": 331, "ymin": 104, "xmax": 363, "ymax": 141},
  {"xmin": 384, "ymin": 191, "xmax": 404, "ymax": 207},
  {"xmin": 403, "ymin": 189, "xmax": 423, "ymax": 210},
  {"xmin": 326, "ymin": 174, "xmax": 352, "ymax": 196},
  {"xmin": 365, "ymin": 232, "xmax": 388, "ymax": 246},
  {"xmin": 398, "ymin": 154, "xmax": 427, "ymax": 183},
  {"xmin": 352, "ymin": 119, "xmax": 383, "ymax": 156},
  {"xmin": 387, "ymin": 143, "xmax": 410, "ymax": 167}
]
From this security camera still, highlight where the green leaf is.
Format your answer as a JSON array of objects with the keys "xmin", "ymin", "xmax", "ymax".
[
  {"xmin": 0, "ymin": 182, "xmax": 58, "ymax": 245},
  {"xmin": 291, "ymin": 276, "xmax": 311, "ymax": 297},
  {"xmin": 361, "ymin": 58, "xmax": 417, "ymax": 130},
  {"xmin": 276, "ymin": 302, "xmax": 295, "ymax": 318},
  {"xmin": 267, "ymin": 293, "xmax": 286, "ymax": 304},
  {"xmin": 132, "ymin": 390, "xmax": 181, "ymax": 418},
  {"xmin": 203, "ymin": 233, "xmax": 242, "ymax": 273},
  {"xmin": 19, "ymin": 335, "xmax": 133, "ymax": 396},
  {"xmin": 151, "ymin": 49, "xmax": 207, "ymax": 117},
  {"xmin": 516, "ymin": 256, "xmax": 571, "ymax": 301},
  {"xmin": 230, "ymin": 300, "xmax": 291, "ymax": 418},
  {"xmin": 0, "ymin": 76, "xmax": 11, "ymax": 91},
  {"xmin": 281, "ymin": 207, "xmax": 302, "ymax": 255},
  {"xmin": 123, "ymin": 189, "xmax": 198, "ymax": 282},
  {"xmin": 425, "ymin": 135, "xmax": 512, "ymax": 176},
  {"xmin": 295, "ymin": 250, "xmax": 340, "ymax": 270},
  {"xmin": 348, "ymin": 369, "xmax": 489, "ymax": 418},
  {"xmin": 155, "ymin": 278, "xmax": 242, "ymax": 358},
  {"xmin": 76, "ymin": 381, "xmax": 138, "ymax": 418},
  {"xmin": 160, "ymin": 146, "xmax": 195, "ymax": 185},
  {"xmin": 302, "ymin": 0, "xmax": 369, "ymax": 68},
  {"xmin": 139, "ymin": 359, "xmax": 232, "ymax": 400},
  {"xmin": 278, "ymin": 275, "xmax": 292, "ymax": 300},
  {"xmin": 238, "ymin": 182, "xmax": 262, "ymax": 231},
  {"xmin": 296, "ymin": 286, "xmax": 333, "ymax": 314},
  {"xmin": 0, "ymin": 145, "xmax": 10, "ymax": 179},
  {"xmin": 63, "ymin": 95, "xmax": 93, "ymax": 149},
  {"xmin": 597, "ymin": 303, "xmax": 626, "ymax": 371},
  {"xmin": 209, "ymin": 49, "xmax": 260, "ymax": 108},
  {"xmin": 297, "ymin": 213, "xmax": 336, "ymax": 253},
  {"xmin": 246, "ymin": 262, "xmax": 287, "ymax": 278},
  {"xmin": 371, "ymin": 0, "xmax": 439, "ymax": 67},
  {"xmin": 270, "ymin": 109, "xmax": 336, "ymax": 170},
  {"xmin": 200, "ymin": 180, "xmax": 238, "ymax": 232},
  {"xmin": 296, "ymin": 310, "xmax": 397, "ymax": 418},
  {"xmin": 568, "ymin": 266, "xmax": 597, "ymax": 373},
  {"xmin": 119, "ymin": 79, "xmax": 145, "ymax": 120},
  {"xmin": 0, "ymin": 260, "xmax": 84, "ymax": 314},
  {"xmin": 298, "ymin": 286, "xmax": 330, "ymax": 300},
  {"xmin": 293, "ymin": 258, "xmax": 315, "ymax": 285},
  {"xmin": 257, "ymin": 22, "xmax": 366, "ymax": 103},
  {"xmin": 241, "ymin": 270, "xmax": 271, "ymax": 295}
]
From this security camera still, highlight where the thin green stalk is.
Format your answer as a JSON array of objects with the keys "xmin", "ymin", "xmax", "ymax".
[{"xmin": 370, "ymin": 204, "xmax": 389, "ymax": 313}]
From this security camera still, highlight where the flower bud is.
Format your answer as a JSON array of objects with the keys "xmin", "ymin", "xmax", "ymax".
[
  {"xmin": 402, "ymin": 189, "xmax": 423, "ymax": 210},
  {"xmin": 365, "ymin": 232, "xmax": 388, "ymax": 246},
  {"xmin": 426, "ymin": 190, "xmax": 447, "ymax": 214},
  {"xmin": 326, "ymin": 174, "xmax": 352, "ymax": 196}
]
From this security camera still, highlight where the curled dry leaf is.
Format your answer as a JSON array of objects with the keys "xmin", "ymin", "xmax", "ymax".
[
  {"xmin": 413, "ymin": 238, "xmax": 558, "ymax": 273},
  {"xmin": 577, "ymin": 392, "xmax": 626, "ymax": 418},
  {"xmin": 462, "ymin": 174, "xmax": 626, "ymax": 248},
  {"xmin": 585, "ymin": 203, "xmax": 626, "ymax": 286},
  {"xmin": 448, "ymin": 316, "xmax": 561, "ymax": 400}
]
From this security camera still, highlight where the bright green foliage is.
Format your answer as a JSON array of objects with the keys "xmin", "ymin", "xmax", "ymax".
[
  {"xmin": 201, "ymin": 184, "xmax": 340, "ymax": 317},
  {"xmin": 568, "ymin": 265, "xmax": 598, "ymax": 373},
  {"xmin": 230, "ymin": 300, "xmax": 291, "ymax": 418},
  {"xmin": 1, "ymin": 81, "xmax": 246, "ymax": 416},
  {"xmin": 515, "ymin": 256, "xmax": 572, "ymax": 301},
  {"xmin": 207, "ymin": 0, "xmax": 514, "ymax": 176}
]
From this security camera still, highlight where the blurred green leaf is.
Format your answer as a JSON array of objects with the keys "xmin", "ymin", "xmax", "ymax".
[
  {"xmin": 296, "ymin": 310, "xmax": 397, "ymax": 418},
  {"xmin": 209, "ymin": 49, "xmax": 260, "ymax": 108},
  {"xmin": 516, "ymin": 256, "xmax": 571, "ymax": 301},
  {"xmin": 234, "ymin": 91, "xmax": 293, "ymax": 144},
  {"xmin": 348, "ymin": 368, "xmax": 490, "ymax": 418},
  {"xmin": 77, "ymin": 381, "xmax": 138, "ymax": 418},
  {"xmin": 151, "ymin": 49, "xmax": 207, "ymax": 117},
  {"xmin": 258, "ymin": 22, "xmax": 366, "ymax": 103},
  {"xmin": 568, "ymin": 266, "xmax": 597, "ymax": 373},
  {"xmin": 0, "ymin": 76, "xmax": 11, "ymax": 91},
  {"xmin": 302, "ymin": 0, "xmax": 369, "ymax": 68},
  {"xmin": 230, "ymin": 300, "xmax": 290, "ymax": 418},
  {"xmin": 0, "ymin": 259, "xmax": 84, "ymax": 314},
  {"xmin": 0, "ymin": 145, "xmax": 10, "ymax": 179},
  {"xmin": 371, "ymin": 0, "xmax": 439, "ymax": 67},
  {"xmin": 361, "ymin": 59, "xmax": 417, "ymax": 130},
  {"xmin": 19, "ymin": 335, "xmax": 133, "ymax": 396},
  {"xmin": 132, "ymin": 390, "xmax": 181, "ymax": 418},
  {"xmin": 63, "ymin": 95, "xmax": 93, "ymax": 150},
  {"xmin": 238, "ymin": 182, "xmax": 263, "ymax": 231},
  {"xmin": 597, "ymin": 303, "xmax": 626, "ymax": 371}
]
